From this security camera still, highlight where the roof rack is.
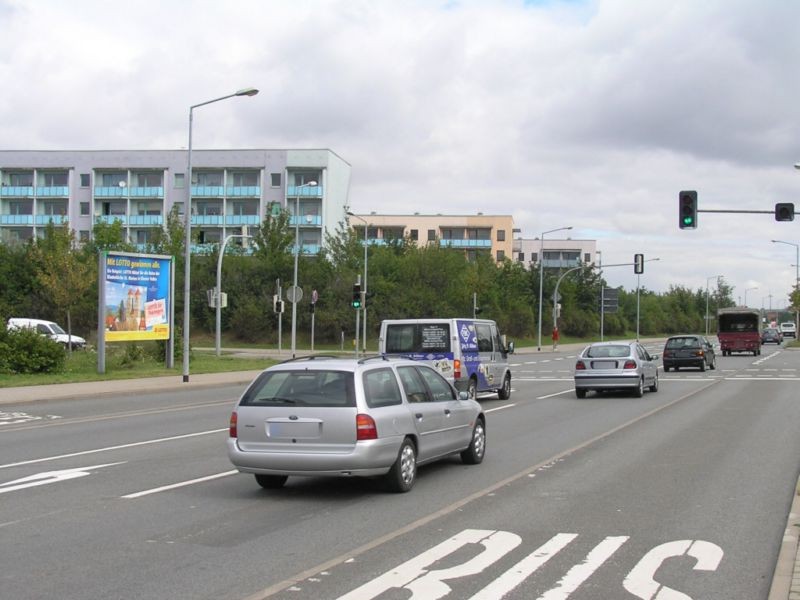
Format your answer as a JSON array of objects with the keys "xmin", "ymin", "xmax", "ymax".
[
  {"xmin": 358, "ymin": 353, "xmax": 417, "ymax": 365},
  {"xmin": 279, "ymin": 354, "xmax": 340, "ymax": 364}
]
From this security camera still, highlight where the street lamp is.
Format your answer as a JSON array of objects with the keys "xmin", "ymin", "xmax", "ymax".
[
  {"xmin": 635, "ymin": 257, "xmax": 660, "ymax": 341},
  {"xmin": 744, "ymin": 286, "xmax": 758, "ymax": 307},
  {"xmin": 215, "ymin": 233, "xmax": 252, "ymax": 356},
  {"xmin": 705, "ymin": 274, "xmax": 723, "ymax": 335},
  {"xmin": 537, "ymin": 226, "xmax": 572, "ymax": 351},
  {"xmin": 290, "ymin": 181, "xmax": 318, "ymax": 359},
  {"xmin": 182, "ymin": 87, "xmax": 258, "ymax": 383},
  {"xmin": 347, "ymin": 211, "xmax": 369, "ymax": 352},
  {"xmin": 772, "ymin": 239, "xmax": 800, "ymax": 332}
]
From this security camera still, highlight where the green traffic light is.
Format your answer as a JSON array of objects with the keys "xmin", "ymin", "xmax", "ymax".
[{"xmin": 682, "ymin": 216, "xmax": 694, "ymax": 226}]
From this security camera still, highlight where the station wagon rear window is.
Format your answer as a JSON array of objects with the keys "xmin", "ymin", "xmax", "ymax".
[
  {"xmin": 240, "ymin": 370, "xmax": 356, "ymax": 407},
  {"xmin": 385, "ymin": 323, "xmax": 451, "ymax": 353}
]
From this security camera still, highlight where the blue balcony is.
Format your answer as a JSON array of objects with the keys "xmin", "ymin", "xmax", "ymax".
[
  {"xmin": 225, "ymin": 215, "xmax": 261, "ymax": 226},
  {"xmin": 227, "ymin": 186, "xmax": 260, "ymax": 197},
  {"xmin": 293, "ymin": 244, "xmax": 321, "ymax": 255},
  {"xmin": 0, "ymin": 214, "xmax": 34, "ymax": 225},
  {"xmin": 191, "ymin": 185, "xmax": 224, "ymax": 197},
  {"xmin": 34, "ymin": 215, "xmax": 68, "ymax": 225},
  {"xmin": 1, "ymin": 186, "xmax": 34, "ymax": 197},
  {"xmin": 96, "ymin": 215, "xmax": 128, "ymax": 225},
  {"xmin": 192, "ymin": 215, "xmax": 223, "ymax": 226},
  {"xmin": 287, "ymin": 185, "xmax": 322, "ymax": 197},
  {"xmin": 129, "ymin": 215, "xmax": 164, "ymax": 226},
  {"xmin": 439, "ymin": 239, "xmax": 492, "ymax": 248},
  {"xmin": 129, "ymin": 187, "xmax": 164, "ymax": 198},
  {"xmin": 35, "ymin": 186, "xmax": 69, "ymax": 197},
  {"xmin": 542, "ymin": 258, "xmax": 581, "ymax": 268},
  {"xmin": 361, "ymin": 238, "xmax": 388, "ymax": 246},
  {"xmin": 94, "ymin": 186, "xmax": 126, "ymax": 197},
  {"xmin": 289, "ymin": 215, "xmax": 322, "ymax": 227}
]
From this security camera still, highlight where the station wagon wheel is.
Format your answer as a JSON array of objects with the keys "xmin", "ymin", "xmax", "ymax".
[
  {"xmin": 385, "ymin": 438, "xmax": 417, "ymax": 493},
  {"xmin": 460, "ymin": 418, "xmax": 486, "ymax": 465},
  {"xmin": 497, "ymin": 374, "xmax": 511, "ymax": 400},
  {"xmin": 254, "ymin": 474, "xmax": 288, "ymax": 489},
  {"xmin": 699, "ymin": 360, "xmax": 705, "ymax": 372}
]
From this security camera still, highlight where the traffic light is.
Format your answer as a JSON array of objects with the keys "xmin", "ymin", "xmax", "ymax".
[
  {"xmin": 272, "ymin": 294, "xmax": 282, "ymax": 314},
  {"xmin": 775, "ymin": 203, "xmax": 795, "ymax": 222},
  {"xmin": 679, "ymin": 191, "xmax": 697, "ymax": 229},
  {"xmin": 351, "ymin": 283, "xmax": 362, "ymax": 309},
  {"xmin": 634, "ymin": 253, "xmax": 644, "ymax": 274}
]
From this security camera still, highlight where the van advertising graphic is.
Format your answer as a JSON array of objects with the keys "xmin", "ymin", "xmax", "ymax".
[{"xmin": 101, "ymin": 252, "xmax": 172, "ymax": 341}]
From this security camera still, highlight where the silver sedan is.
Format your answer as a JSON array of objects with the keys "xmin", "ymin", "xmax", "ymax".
[{"xmin": 573, "ymin": 341, "xmax": 659, "ymax": 399}]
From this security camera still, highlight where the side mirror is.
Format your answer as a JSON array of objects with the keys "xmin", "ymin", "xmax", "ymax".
[
  {"xmin": 458, "ymin": 391, "xmax": 470, "ymax": 401},
  {"xmin": 507, "ymin": 341, "xmax": 515, "ymax": 354},
  {"xmin": 650, "ymin": 353, "xmax": 660, "ymax": 361}
]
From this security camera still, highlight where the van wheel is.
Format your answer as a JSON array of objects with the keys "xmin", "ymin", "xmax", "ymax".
[
  {"xmin": 460, "ymin": 419, "xmax": 486, "ymax": 465},
  {"xmin": 497, "ymin": 374, "xmax": 511, "ymax": 400},
  {"xmin": 467, "ymin": 378, "xmax": 477, "ymax": 401},
  {"xmin": 255, "ymin": 474, "xmax": 288, "ymax": 489},
  {"xmin": 385, "ymin": 438, "xmax": 417, "ymax": 493}
]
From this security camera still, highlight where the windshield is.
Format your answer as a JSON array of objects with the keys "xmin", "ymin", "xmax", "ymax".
[{"xmin": 240, "ymin": 370, "xmax": 355, "ymax": 407}]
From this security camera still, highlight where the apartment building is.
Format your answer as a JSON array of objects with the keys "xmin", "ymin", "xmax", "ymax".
[
  {"xmin": 347, "ymin": 212, "xmax": 515, "ymax": 262},
  {"xmin": 0, "ymin": 149, "xmax": 351, "ymax": 254},
  {"xmin": 513, "ymin": 237, "xmax": 598, "ymax": 269}
]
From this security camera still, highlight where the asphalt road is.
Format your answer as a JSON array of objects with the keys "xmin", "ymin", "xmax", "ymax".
[{"xmin": 1, "ymin": 341, "xmax": 799, "ymax": 599}]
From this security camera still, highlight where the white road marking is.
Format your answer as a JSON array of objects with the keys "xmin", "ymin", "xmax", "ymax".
[
  {"xmin": 538, "ymin": 389, "xmax": 575, "ymax": 399},
  {"xmin": 0, "ymin": 428, "xmax": 227, "ymax": 470},
  {"xmin": 0, "ymin": 462, "xmax": 125, "ymax": 494},
  {"xmin": 122, "ymin": 469, "xmax": 238, "ymax": 499},
  {"xmin": 538, "ymin": 536, "xmax": 629, "ymax": 600}
]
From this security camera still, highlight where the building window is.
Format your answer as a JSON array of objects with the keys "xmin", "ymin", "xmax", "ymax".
[
  {"xmin": 80, "ymin": 202, "xmax": 90, "ymax": 216},
  {"xmin": 497, "ymin": 229, "xmax": 506, "ymax": 242},
  {"xmin": 195, "ymin": 171, "xmax": 223, "ymax": 186},
  {"xmin": 42, "ymin": 172, "xmax": 68, "ymax": 186},
  {"xmin": 532, "ymin": 252, "xmax": 538, "ymax": 263},
  {"xmin": 584, "ymin": 252, "xmax": 591, "ymax": 263},
  {"xmin": 79, "ymin": 230, "xmax": 90, "ymax": 242},
  {"xmin": 427, "ymin": 229, "xmax": 436, "ymax": 241},
  {"xmin": 174, "ymin": 202, "xmax": 184, "ymax": 216},
  {"xmin": 231, "ymin": 171, "xmax": 258, "ymax": 186},
  {"xmin": 496, "ymin": 250, "xmax": 505, "ymax": 261},
  {"xmin": 175, "ymin": 173, "xmax": 185, "ymax": 188},
  {"xmin": 136, "ymin": 172, "xmax": 162, "ymax": 187},
  {"xmin": 270, "ymin": 173, "xmax": 281, "ymax": 187},
  {"xmin": 80, "ymin": 173, "xmax": 91, "ymax": 187},
  {"xmin": 518, "ymin": 252, "xmax": 525, "ymax": 262},
  {"xmin": 410, "ymin": 229, "xmax": 418, "ymax": 241}
]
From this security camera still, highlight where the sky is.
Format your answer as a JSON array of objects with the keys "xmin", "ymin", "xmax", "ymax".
[{"xmin": 1, "ymin": 0, "xmax": 799, "ymax": 306}]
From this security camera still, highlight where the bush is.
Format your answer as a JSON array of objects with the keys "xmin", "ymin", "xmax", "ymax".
[{"xmin": 0, "ymin": 327, "xmax": 66, "ymax": 374}]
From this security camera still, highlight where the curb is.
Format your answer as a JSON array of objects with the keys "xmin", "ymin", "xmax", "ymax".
[{"xmin": 768, "ymin": 476, "xmax": 800, "ymax": 600}]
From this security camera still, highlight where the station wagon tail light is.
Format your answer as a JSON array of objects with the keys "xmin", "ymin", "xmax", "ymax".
[
  {"xmin": 454, "ymin": 359, "xmax": 461, "ymax": 379},
  {"xmin": 356, "ymin": 413, "xmax": 378, "ymax": 440},
  {"xmin": 229, "ymin": 411, "xmax": 238, "ymax": 438},
  {"xmin": 575, "ymin": 361, "xmax": 586, "ymax": 370},
  {"xmin": 623, "ymin": 360, "xmax": 637, "ymax": 370}
]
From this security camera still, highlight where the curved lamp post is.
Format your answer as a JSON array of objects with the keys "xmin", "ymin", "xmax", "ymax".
[
  {"xmin": 705, "ymin": 274, "xmax": 723, "ymax": 335},
  {"xmin": 537, "ymin": 226, "xmax": 572, "ymax": 351},
  {"xmin": 183, "ymin": 87, "xmax": 258, "ymax": 382},
  {"xmin": 215, "ymin": 233, "xmax": 252, "ymax": 356},
  {"xmin": 290, "ymin": 181, "xmax": 318, "ymax": 358},
  {"xmin": 772, "ymin": 239, "xmax": 799, "ymax": 332},
  {"xmin": 744, "ymin": 286, "xmax": 758, "ymax": 308}
]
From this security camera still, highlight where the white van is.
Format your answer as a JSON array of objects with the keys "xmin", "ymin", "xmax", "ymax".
[
  {"xmin": 780, "ymin": 322, "xmax": 797, "ymax": 339},
  {"xmin": 6, "ymin": 318, "xmax": 87, "ymax": 349},
  {"xmin": 378, "ymin": 318, "xmax": 514, "ymax": 400}
]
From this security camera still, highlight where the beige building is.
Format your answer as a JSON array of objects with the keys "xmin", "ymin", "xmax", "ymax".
[{"xmin": 347, "ymin": 212, "xmax": 515, "ymax": 262}]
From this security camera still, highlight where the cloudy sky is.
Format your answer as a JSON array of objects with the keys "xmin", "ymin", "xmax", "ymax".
[{"xmin": 2, "ymin": 0, "xmax": 799, "ymax": 304}]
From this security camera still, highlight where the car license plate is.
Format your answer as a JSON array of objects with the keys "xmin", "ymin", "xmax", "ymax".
[
  {"xmin": 267, "ymin": 421, "xmax": 321, "ymax": 439},
  {"xmin": 591, "ymin": 361, "xmax": 616, "ymax": 369}
]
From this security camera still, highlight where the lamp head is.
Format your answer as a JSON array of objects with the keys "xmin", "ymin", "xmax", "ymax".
[{"xmin": 235, "ymin": 87, "xmax": 259, "ymax": 97}]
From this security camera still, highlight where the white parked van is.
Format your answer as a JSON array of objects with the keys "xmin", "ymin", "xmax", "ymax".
[
  {"xmin": 6, "ymin": 318, "xmax": 87, "ymax": 349},
  {"xmin": 378, "ymin": 318, "xmax": 514, "ymax": 400},
  {"xmin": 780, "ymin": 322, "xmax": 797, "ymax": 339}
]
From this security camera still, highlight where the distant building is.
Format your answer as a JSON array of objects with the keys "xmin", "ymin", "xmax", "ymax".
[
  {"xmin": 0, "ymin": 149, "xmax": 351, "ymax": 254},
  {"xmin": 513, "ymin": 237, "xmax": 598, "ymax": 269},
  {"xmin": 347, "ymin": 212, "xmax": 515, "ymax": 262}
]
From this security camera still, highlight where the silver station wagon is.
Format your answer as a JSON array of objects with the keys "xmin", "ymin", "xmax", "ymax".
[
  {"xmin": 227, "ymin": 356, "xmax": 486, "ymax": 492},
  {"xmin": 573, "ymin": 341, "xmax": 659, "ymax": 399}
]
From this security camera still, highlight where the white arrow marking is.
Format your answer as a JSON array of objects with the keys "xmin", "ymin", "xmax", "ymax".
[{"xmin": 0, "ymin": 462, "xmax": 126, "ymax": 494}]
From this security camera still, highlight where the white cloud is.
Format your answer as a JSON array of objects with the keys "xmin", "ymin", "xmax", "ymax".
[{"xmin": 1, "ymin": 0, "xmax": 799, "ymax": 301}]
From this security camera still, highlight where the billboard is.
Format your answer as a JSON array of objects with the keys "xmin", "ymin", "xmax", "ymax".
[{"xmin": 100, "ymin": 252, "xmax": 173, "ymax": 342}]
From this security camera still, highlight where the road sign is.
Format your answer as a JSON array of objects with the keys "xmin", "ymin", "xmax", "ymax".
[
  {"xmin": 311, "ymin": 289, "xmax": 319, "ymax": 304},
  {"xmin": 286, "ymin": 285, "xmax": 303, "ymax": 304}
]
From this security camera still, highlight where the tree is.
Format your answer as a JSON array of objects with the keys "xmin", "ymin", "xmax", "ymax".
[{"xmin": 30, "ymin": 223, "xmax": 95, "ymax": 352}]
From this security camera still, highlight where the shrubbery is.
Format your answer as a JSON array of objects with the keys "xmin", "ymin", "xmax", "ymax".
[{"xmin": 0, "ymin": 327, "xmax": 66, "ymax": 374}]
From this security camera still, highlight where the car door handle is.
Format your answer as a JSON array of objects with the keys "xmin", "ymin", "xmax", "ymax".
[
  {"xmin": 415, "ymin": 413, "xmax": 423, "ymax": 419},
  {"xmin": 444, "ymin": 409, "xmax": 451, "ymax": 416}
]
